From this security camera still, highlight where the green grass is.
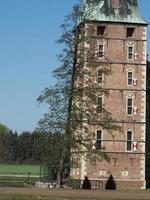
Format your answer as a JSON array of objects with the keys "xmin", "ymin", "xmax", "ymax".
[
  {"xmin": 0, "ymin": 164, "xmax": 47, "ymax": 187},
  {"xmin": 0, "ymin": 164, "xmax": 49, "ymax": 178},
  {"xmin": 0, "ymin": 164, "xmax": 41, "ymax": 176}
]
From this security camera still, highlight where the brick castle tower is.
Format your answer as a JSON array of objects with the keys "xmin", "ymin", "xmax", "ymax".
[{"xmin": 70, "ymin": 0, "xmax": 148, "ymax": 189}]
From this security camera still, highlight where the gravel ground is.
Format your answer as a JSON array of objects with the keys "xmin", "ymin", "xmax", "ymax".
[{"xmin": 0, "ymin": 188, "xmax": 150, "ymax": 200}]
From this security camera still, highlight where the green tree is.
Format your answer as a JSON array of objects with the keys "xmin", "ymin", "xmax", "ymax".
[
  {"xmin": 37, "ymin": 0, "xmax": 120, "ymax": 187},
  {"xmin": 30, "ymin": 131, "xmax": 51, "ymax": 164},
  {"xmin": 37, "ymin": 2, "xmax": 82, "ymax": 186},
  {"xmin": 17, "ymin": 131, "xmax": 32, "ymax": 163},
  {"xmin": 3, "ymin": 130, "xmax": 19, "ymax": 162},
  {"xmin": 0, "ymin": 123, "xmax": 10, "ymax": 162}
]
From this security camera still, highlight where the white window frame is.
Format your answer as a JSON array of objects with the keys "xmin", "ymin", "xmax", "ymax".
[
  {"xmin": 97, "ymin": 96, "xmax": 103, "ymax": 113},
  {"xmin": 71, "ymin": 157, "xmax": 80, "ymax": 168},
  {"xmin": 95, "ymin": 130, "xmax": 103, "ymax": 150},
  {"xmin": 127, "ymin": 46, "xmax": 134, "ymax": 60},
  {"xmin": 98, "ymin": 44, "xmax": 104, "ymax": 59},
  {"xmin": 127, "ymin": 71, "xmax": 133, "ymax": 86},
  {"xmin": 126, "ymin": 130, "xmax": 133, "ymax": 152},
  {"xmin": 126, "ymin": 97, "xmax": 133, "ymax": 116},
  {"xmin": 97, "ymin": 69, "xmax": 104, "ymax": 83}
]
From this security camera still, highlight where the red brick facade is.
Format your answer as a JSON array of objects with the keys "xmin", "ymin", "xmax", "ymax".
[{"xmin": 70, "ymin": 1, "xmax": 147, "ymax": 190}]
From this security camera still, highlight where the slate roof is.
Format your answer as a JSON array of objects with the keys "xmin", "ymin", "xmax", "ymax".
[{"xmin": 83, "ymin": 0, "xmax": 147, "ymax": 24}]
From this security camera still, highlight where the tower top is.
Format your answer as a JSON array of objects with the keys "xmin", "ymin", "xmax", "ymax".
[{"xmin": 83, "ymin": 0, "xmax": 147, "ymax": 24}]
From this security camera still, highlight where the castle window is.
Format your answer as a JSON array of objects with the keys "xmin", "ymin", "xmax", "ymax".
[
  {"xmin": 97, "ymin": 96, "xmax": 103, "ymax": 113},
  {"xmin": 128, "ymin": 46, "xmax": 134, "ymax": 60},
  {"xmin": 127, "ymin": 98, "xmax": 133, "ymax": 115},
  {"xmin": 97, "ymin": 26, "xmax": 105, "ymax": 36},
  {"xmin": 97, "ymin": 69, "xmax": 103, "ymax": 83},
  {"xmin": 96, "ymin": 130, "xmax": 102, "ymax": 150},
  {"xmin": 127, "ymin": 71, "xmax": 133, "ymax": 86},
  {"xmin": 98, "ymin": 45, "xmax": 104, "ymax": 58},
  {"xmin": 127, "ymin": 27, "xmax": 135, "ymax": 38},
  {"xmin": 71, "ymin": 157, "xmax": 80, "ymax": 168},
  {"xmin": 126, "ymin": 131, "xmax": 133, "ymax": 151}
]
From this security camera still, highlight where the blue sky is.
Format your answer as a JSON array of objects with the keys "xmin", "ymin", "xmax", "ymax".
[{"xmin": 0, "ymin": 0, "xmax": 149, "ymax": 133}]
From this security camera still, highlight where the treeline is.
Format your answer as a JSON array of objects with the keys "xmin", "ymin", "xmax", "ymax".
[{"xmin": 0, "ymin": 123, "xmax": 64, "ymax": 165}]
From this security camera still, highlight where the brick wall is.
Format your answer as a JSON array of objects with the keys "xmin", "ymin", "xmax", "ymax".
[{"xmin": 71, "ymin": 21, "xmax": 147, "ymax": 189}]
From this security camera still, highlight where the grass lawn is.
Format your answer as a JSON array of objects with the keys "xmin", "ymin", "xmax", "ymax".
[
  {"xmin": 0, "ymin": 164, "xmax": 42, "ymax": 176},
  {"xmin": 0, "ymin": 164, "xmax": 49, "ymax": 187}
]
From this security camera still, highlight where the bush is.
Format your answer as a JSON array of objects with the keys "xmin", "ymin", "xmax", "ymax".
[{"xmin": 65, "ymin": 176, "xmax": 74, "ymax": 187}]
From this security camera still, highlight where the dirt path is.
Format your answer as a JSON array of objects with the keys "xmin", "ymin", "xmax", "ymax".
[{"xmin": 0, "ymin": 188, "xmax": 150, "ymax": 199}]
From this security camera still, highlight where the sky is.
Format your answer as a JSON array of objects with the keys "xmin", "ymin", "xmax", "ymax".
[{"xmin": 0, "ymin": 0, "xmax": 149, "ymax": 134}]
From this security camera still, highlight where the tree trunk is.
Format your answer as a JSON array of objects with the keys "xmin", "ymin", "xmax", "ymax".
[
  {"xmin": 56, "ymin": 149, "xmax": 66, "ymax": 188},
  {"xmin": 56, "ymin": 29, "xmax": 79, "ymax": 189}
]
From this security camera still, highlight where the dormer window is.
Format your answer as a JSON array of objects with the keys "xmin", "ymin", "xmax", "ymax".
[
  {"xmin": 127, "ymin": 28, "xmax": 135, "ymax": 38},
  {"xmin": 97, "ymin": 26, "xmax": 105, "ymax": 36}
]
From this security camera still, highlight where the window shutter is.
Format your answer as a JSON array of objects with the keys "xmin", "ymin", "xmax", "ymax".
[
  {"xmin": 95, "ymin": 51, "xmax": 98, "ymax": 58},
  {"xmin": 134, "ymin": 52, "xmax": 138, "ymax": 60},
  {"xmin": 91, "ymin": 77, "xmax": 97, "ymax": 83},
  {"xmin": 133, "ymin": 79, "xmax": 138, "ymax": 86},
  {"xmin": 77, "ymin": 58, "xmax": 80, "ymax": 63},
  {"xmin": 76, "ymin": 83, "xmax": 80, "ymax": 88},
  {"xmin": 92, "ymin": 140, "xmax": 96, "ymax": 150},
  {"xmin": 93, "ymin": 105, "xmax": 97, "ymax": 109},
  {"xmin": 94, "ymin": 77, "xmax": 97, "ymax": 84},
  {"xmin": 133, "ymin": 142, "xmax": 138, "ymax": 151},
  {"xmin": 133, "ymin": 107, "xmax": 138, "ymax": 115}
]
